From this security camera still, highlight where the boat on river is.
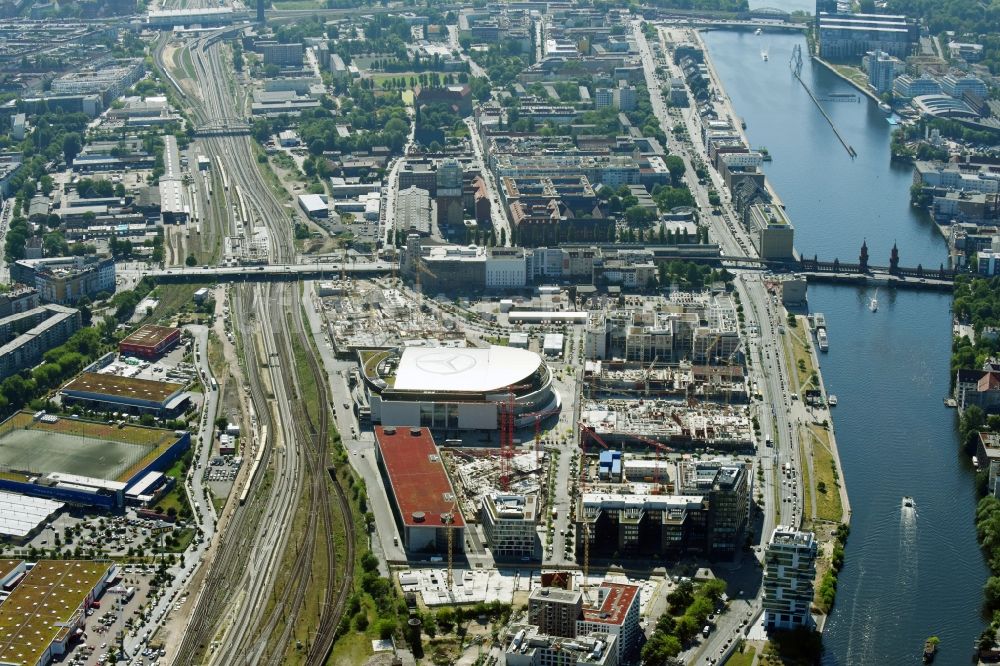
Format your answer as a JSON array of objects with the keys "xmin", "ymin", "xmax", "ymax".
[
  {"xmin": 879, "ymin": 102, "xmax": 892, "ymax": 113},
  {"xmin": 828, "ymin": 394, "xmax": 838, "ymax": 406},
  {"xmin": 923, "ymin": 637, "xmax": 938, "ymax": 662},
  {"xmin": 903, "ymin": 496, "xmax": 914, "ymax": 509},
  {"xmin": 817, "ymin": 328, "xmax": 829, "ymax": 352},
  {"xmin": 754, "ymin": 27, "xmax": 762, "ymax": 35},
  {"xmin": 869, "ymin": 288, "xmax": 879, "ymax": 312}
]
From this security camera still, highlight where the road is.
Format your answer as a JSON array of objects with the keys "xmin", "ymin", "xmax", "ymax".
[
  {"xmin": 464, "ymin": 116, "xmax": 512, "ymax": 244},
  {"xmin": 634, "ymin": 21, "xmax": 805, "ymax": 664}
]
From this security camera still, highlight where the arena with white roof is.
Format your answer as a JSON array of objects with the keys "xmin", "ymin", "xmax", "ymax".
[{"xmin": 362, "ymin": 345, "xmax": 559, "ymax": 430}]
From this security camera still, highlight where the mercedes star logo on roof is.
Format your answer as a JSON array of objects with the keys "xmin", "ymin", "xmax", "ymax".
[{"xmin": 415, "ymin": 351, "xmax": 477, "ymax": 375}]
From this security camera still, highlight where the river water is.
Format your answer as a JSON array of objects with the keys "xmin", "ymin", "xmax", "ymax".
[{"xmin": 701, "ymin": 29, "xmax": 989, "ymax": 664}]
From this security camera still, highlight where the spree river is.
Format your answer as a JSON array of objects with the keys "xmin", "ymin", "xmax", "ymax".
[{"xmin": 702, "ymin": 30, "xmax": 989, "ymax": 664}]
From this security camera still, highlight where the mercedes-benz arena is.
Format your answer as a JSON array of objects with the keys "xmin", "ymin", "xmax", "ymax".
[{"xmin": 362, "ymin": 345, "xmax": 560, "ymax": 430}]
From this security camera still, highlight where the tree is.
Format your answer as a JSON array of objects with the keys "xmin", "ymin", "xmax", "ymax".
[
  {"xmin": 641, "ymin": 632, "xmax": 682, "ymax": 665},
  {"xmin": 185, "ymin": 254, "xmax": 197, "ymax": 266},
  {"xmin": 62, "ymin": 133, "xmax": 82, "ymax": 164},
  {"xmin": 664, "ymin": 155, "xmax": 686, "ymax": 181}
]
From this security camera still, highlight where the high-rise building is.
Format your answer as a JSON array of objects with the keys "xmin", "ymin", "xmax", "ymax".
[
  {"xmin": 613, "ymin": 84, "xmax": 636, "ymax": 112},
  {"xmin": 261, "ymin": 42, "xmax": 304, "ymax": 67},
  {"xmin": 594, "ymin": 88, "xmax": 614, "ymax": 109},
  {"xmin": 256, "ymin": 0, "xmax": 265, "ymax": 23},
  {"xmin": 481, "ymin": 493, "xmax": 539, "ymax": 560},
  {"xmin": 763, "ymin": 526, "xmax": 817, "ymax": 630},
  {"xmin": 528, "ymin": 587, "xmax": 584, "ymax": 638},
  {"xmin": 435, "ymin": 159, "xmax": 464, "ymax": 227},
  {"xmin": 862, "ymin": 50, "xmax": 902, "ymax": 95}
]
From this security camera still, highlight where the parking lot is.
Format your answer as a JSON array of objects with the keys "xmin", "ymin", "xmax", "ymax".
[{"xmin": 60, "ymin": 566, "xmax": 159, "ymax": 666}]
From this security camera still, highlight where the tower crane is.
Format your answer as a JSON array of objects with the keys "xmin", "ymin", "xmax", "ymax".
[
  {"xmin": 443, "ymin": 501, "xmax": 457, "ymax": 595},
  {"xmin": 578, "ymin": 423, "xmax": 610, "ymax": 594},
  {"xmin": 644, "ymin": 355, "xmax": 658, "ymax": 397}
]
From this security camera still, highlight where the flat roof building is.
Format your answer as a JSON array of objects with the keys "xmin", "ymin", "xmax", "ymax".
[
  {"xmin": 0, "ymin": 560, "xmax": 115, "ymax": 666},
  {"xmin": 298, "ymin": 193, "xmax": 329, "ymax": 219},
  {"xmin": 745, "ymin": 203, "xmax": 795, "ymax": 260},
  {"xmin": 763, "ymin": 526, "xmax": 817, "ymax": 630},
  {"xmin": 0, "ymin": 412, "xmax": 189, "ymax": 511},
  {"xmin": 374, "ymin": 426, "xmax": 465, "ymax": 556},
  {"xmin": 577, "ymin": 582, "xmax": 641, "ymax": 664},
  {"xmin": 505, "ymin": 625, "xmax": 618, "ymax": 666},
  {"xmin": 817, "ymin": 12, "xmax": 917, "ymax": 59},
  {"xmin": 0, "ymin": 304, "xmax": 81, "ymax": 381},
  {"xmin": 481, "ymin": 493, "xmax": 539, "ymax": 560},
  {"xmin": 61, "ymin": 372, "xmax": 188, "ymax": 418},
  {"xmin": 118, "ymin": 325, "xmax": 181, "ymax": 359}
]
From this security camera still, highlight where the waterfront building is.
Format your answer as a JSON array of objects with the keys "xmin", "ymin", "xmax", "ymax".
[
  {"xmin": 893, "ymin": 74, "xmax": 940, "ymax": 99},
  {"xmin": 763, "ymin": 526, "xmax": 817, "ymax": 630},
  {"xmin": 744, "ymin": 203, "xmax": 795, "ymax": 260},
  {"xmin": 817, "ymin": 13, "xmax": 917, "ymax": 60},
  {"xmin": 914, "ymin": 160, "xmax": 1000, "ymax": 195},
  {"xmin": 862, "ymin": 50, "xmax": 902, "ymax": 95}
]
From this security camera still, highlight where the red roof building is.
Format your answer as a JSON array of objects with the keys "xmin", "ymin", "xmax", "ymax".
[
  {"xmin": 118, "ymin": 324, "xmax": 181, "ymax": 359},
  {"xmin": 374, "ymin": 426, "xmax": 464, "ymax": 555},
  {"xmin": 577, "ymin": 582, "xmax": 641, "ymax": 663}
]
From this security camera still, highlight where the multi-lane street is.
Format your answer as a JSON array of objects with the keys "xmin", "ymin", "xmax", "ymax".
[{"xmin": 634, "ymin": 20, "xmax": 806, "ymax": 663}]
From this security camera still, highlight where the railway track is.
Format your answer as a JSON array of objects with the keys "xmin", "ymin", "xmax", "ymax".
[{"xmin": 155, "ymin": 28, "xmax": 355, "ymax": 665}]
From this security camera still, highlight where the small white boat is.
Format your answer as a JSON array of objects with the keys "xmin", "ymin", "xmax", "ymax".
[
  {"xmin": 754, "ymin": 28, "xmax": 762, "ymax": 35},
  {"xmin": 761, "ymin": 48, "xmax": 769, "ymax": 62},
  {"xmin": 869, "ymin": 288, "xmax": 878, "ymax": 312},
  {"xmin": 902, "ymin": 496, "xmax": 914, "ymax": 509},
  {"xmin": 828, "ymin": 395, "xmax": 838, "ymax": 406},
  {"xmin": 878, "ymin": 102, "xmax": 891, "ymax": 113},
  {"xmin": 817, "ymin": 328, "xmax": 829, "ymax": 352}
]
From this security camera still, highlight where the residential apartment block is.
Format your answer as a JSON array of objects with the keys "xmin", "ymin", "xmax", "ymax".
[{"xmin": 763, "ymin": 526, "xmax": 817, "ymax": 630}]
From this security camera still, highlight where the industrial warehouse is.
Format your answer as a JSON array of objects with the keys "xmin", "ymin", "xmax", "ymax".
[
  {"xmin": 0, "ymin": 560, "xmax": 115, "ymax": 666},
  {"xmin": 0, "ymin": 411, "xmax": 189, "ymax": 512},
  {"xmin": 361, "ymin": 345, "xmax": 560, "ymax": 430}
]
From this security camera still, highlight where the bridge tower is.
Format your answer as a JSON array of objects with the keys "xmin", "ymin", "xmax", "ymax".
[
  {"xmin": 889, "ymin": 242, "xmax": 899, "ymax": 274},
  {"xmin": 859, "ymin": 240, "xmax": 869, "ymax": 273}
]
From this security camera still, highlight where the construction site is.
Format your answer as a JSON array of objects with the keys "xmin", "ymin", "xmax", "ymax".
[
  {"xmin": 579, "ymin": 398, "xmax": 755, "ymax": 454},
  {"xmin": 317, "ymin": 278, "xmax": 464, "ymax": 355}
]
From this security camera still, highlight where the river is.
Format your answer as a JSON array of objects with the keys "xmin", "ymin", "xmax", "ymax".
[{"xmin": 701, "ymin": 29, "xmax": 989, "ymax": 664}]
